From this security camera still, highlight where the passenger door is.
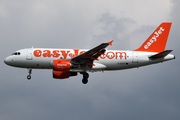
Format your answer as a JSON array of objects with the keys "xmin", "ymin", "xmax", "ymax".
[{"xmin": 26, "ymin": 49, "xmax": 33, "ymax": 60}]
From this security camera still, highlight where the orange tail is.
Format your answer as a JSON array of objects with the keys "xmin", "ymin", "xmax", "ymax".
[{"xmin": 134, "ymin": 22, "xmax": 172, "ymax": 53}]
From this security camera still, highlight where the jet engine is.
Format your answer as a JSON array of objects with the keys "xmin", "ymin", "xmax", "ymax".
[
  {"xmin": 53, "ymin": 60, "xmax": 71, "ymax": 71},
  {"xmin": 53, "ymin": 71, "xmax": 77, "ymax": 79},
  {"xmin": 52, "ymin": 60, "xmax": 77, "ymax": 79}
]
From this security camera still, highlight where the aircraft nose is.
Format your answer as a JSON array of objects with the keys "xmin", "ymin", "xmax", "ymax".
[{"xmin": 4, "ymin": 57, "xmax": 12, "ymax": 65}]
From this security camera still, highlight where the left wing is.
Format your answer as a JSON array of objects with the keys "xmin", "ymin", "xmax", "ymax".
[{"xmin": 71, "ymin": 40, "xmax": 113, "ymax": 69}]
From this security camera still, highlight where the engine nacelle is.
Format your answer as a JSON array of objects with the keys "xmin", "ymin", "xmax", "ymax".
[
  {"xmin": 53, "ymin": 71, "xmax": 77, "ymax": 79},
  {"xmin": 53, "ymin": 60, "xmax": 71, "ymax": 71}
]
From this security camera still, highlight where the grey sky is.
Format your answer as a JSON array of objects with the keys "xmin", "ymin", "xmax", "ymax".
[{"xmin": 0, "ymin": 0, "xmax": 180, "ymax": 120}]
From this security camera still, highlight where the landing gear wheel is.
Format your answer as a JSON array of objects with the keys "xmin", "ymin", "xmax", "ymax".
[
  {"xmin": 27, "ymin": 68, "xmax": 32, "ymax": 80},
  {"xmin": 82, "ymin": 78, "xmax": 88, "ymax": 84},
  {"xmin": 83, "ymin": 72, "xmax": 89, "ymax": 78},
  {"xmin": 27, "ymin": 75, "xmax": 31, "ymax": 80},
  {"xmin": 82, "ymin": 72, "xmax": 89, "ymax": 84}
]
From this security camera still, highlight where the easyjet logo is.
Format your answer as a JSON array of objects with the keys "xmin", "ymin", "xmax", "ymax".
[
  {"xmin": 33, "ymin": 49, "xmax": 127, "ymax": 60},
  {"xmin": 144, "ymin": 27, "xmax": 165, "ymax": 49},
  {"xmin": 57, "ymin": 64, "xmax": 67, "ymax": 66}
]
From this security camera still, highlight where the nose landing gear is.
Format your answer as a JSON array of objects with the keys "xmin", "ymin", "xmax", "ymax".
[{"xmin": 27, "ymin": 68, "xmax": 32, "ymax": 80}]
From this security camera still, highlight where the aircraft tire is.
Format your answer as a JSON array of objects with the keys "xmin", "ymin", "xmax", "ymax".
[
  {"xmin": 83, "ymin": 72, "xmax": 89, "ymax": 78},
  {"xmin": 27, "ymin": 75, "xmax": 31, "ymax": 80},
  {"xmin": 82, "ymin": 78, "xmax": 88, "ymax": 84}
]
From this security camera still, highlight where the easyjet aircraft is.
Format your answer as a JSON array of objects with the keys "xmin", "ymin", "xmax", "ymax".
[{"xmin": 4, "ymin": 22, "xmax": 175, "ymax": 84}]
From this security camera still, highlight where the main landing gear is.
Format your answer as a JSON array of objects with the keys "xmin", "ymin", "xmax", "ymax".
[
  {"xmin": 82, "ymin": 72, "xmax": 89, "ymax": 84},
  {"xmin": 27, "ymin": 68, "xmax": 32, "ymax": 80}
]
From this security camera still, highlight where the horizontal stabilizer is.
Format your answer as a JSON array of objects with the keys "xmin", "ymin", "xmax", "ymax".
[{"xmin": 149, "ymin": 50, "xmax": 173, "ymax": 59}]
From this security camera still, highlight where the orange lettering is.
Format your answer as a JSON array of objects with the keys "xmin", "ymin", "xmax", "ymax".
[
  {"xmin": 60, "ymin": 50, "xmax": 70, "ymax": 59},
  {"xmin": 69, "ymin": 49, "xmax": 79, "ymax": 58},
  {"xmin": 115, "ymin": 52, "xmax": 127, "ymax": 59},
  {"xmin": 43, "ymin": 50, "xmax": 51, "ymax": 57},
  {"xmin": 33, "ymin": 50, "xmax": 42, "ymax": 57},
  {"xmin": 52, "ymin": 50, "xmax": 60, "ymax": 58},
  {"xmin": 99, "ymin": 54, "xmax": 106, "ymax": 59},
  {"xmin": 106, "ymin": 52, "xmax": 115, "ymax": 59}
]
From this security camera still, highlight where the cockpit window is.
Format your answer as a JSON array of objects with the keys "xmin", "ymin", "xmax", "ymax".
[{"xmin": 12, "ymin": 52, "xmax": 21, "ymax": 55}]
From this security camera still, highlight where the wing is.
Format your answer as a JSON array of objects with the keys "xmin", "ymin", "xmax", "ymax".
[{"xmin": 71, "ymin": 40, "xmax": 113, "ymax": 70}]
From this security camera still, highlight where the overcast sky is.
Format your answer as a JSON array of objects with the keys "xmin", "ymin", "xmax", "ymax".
[{"xmin": 0, "ymin": 0, "xmax": 180, "ymax": 120}]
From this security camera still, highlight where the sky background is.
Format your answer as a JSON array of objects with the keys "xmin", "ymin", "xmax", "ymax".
[{"xmin": 0, "ymin": 0, "xmax": 180, "ymax": 120}]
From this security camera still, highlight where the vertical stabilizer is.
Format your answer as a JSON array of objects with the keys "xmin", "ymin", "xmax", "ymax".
[{"xmin": 134, "ymin": 22, "xmax": 172, "ymax": 53}]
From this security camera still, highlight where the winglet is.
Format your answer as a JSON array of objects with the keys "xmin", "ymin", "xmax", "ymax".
[{"xmin": 108, "ymin": 40, "xmax": 114, "ymax": 46}]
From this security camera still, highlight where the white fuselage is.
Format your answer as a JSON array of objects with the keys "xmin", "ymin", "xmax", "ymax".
[
  {"xmin": 4, "ymin": 48, "xmax": 175, "ymax": 72},
  {"xmin": 4, "ymin": 22, "xmax": 174, "ymax": 84}
]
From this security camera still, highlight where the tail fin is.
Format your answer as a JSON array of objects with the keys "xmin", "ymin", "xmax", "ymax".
[{"xmin": 134, "ymin": 22, "xmax": 172, "ymax": 53}]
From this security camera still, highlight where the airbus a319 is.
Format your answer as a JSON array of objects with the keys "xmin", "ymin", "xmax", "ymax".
[{"xmin": 4, "ymin": 22, "xmax": 175, "ymax": 84}]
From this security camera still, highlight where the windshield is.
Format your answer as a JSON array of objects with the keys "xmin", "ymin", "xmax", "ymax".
[{"xmin": 12, "ymin": 52, "xmax": 21, "ymax": 55}]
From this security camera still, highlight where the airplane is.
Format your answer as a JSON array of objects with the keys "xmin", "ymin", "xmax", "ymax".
[{"xmin": 4, "ymin": 22, "xmax": 175, "ymax": 84}]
